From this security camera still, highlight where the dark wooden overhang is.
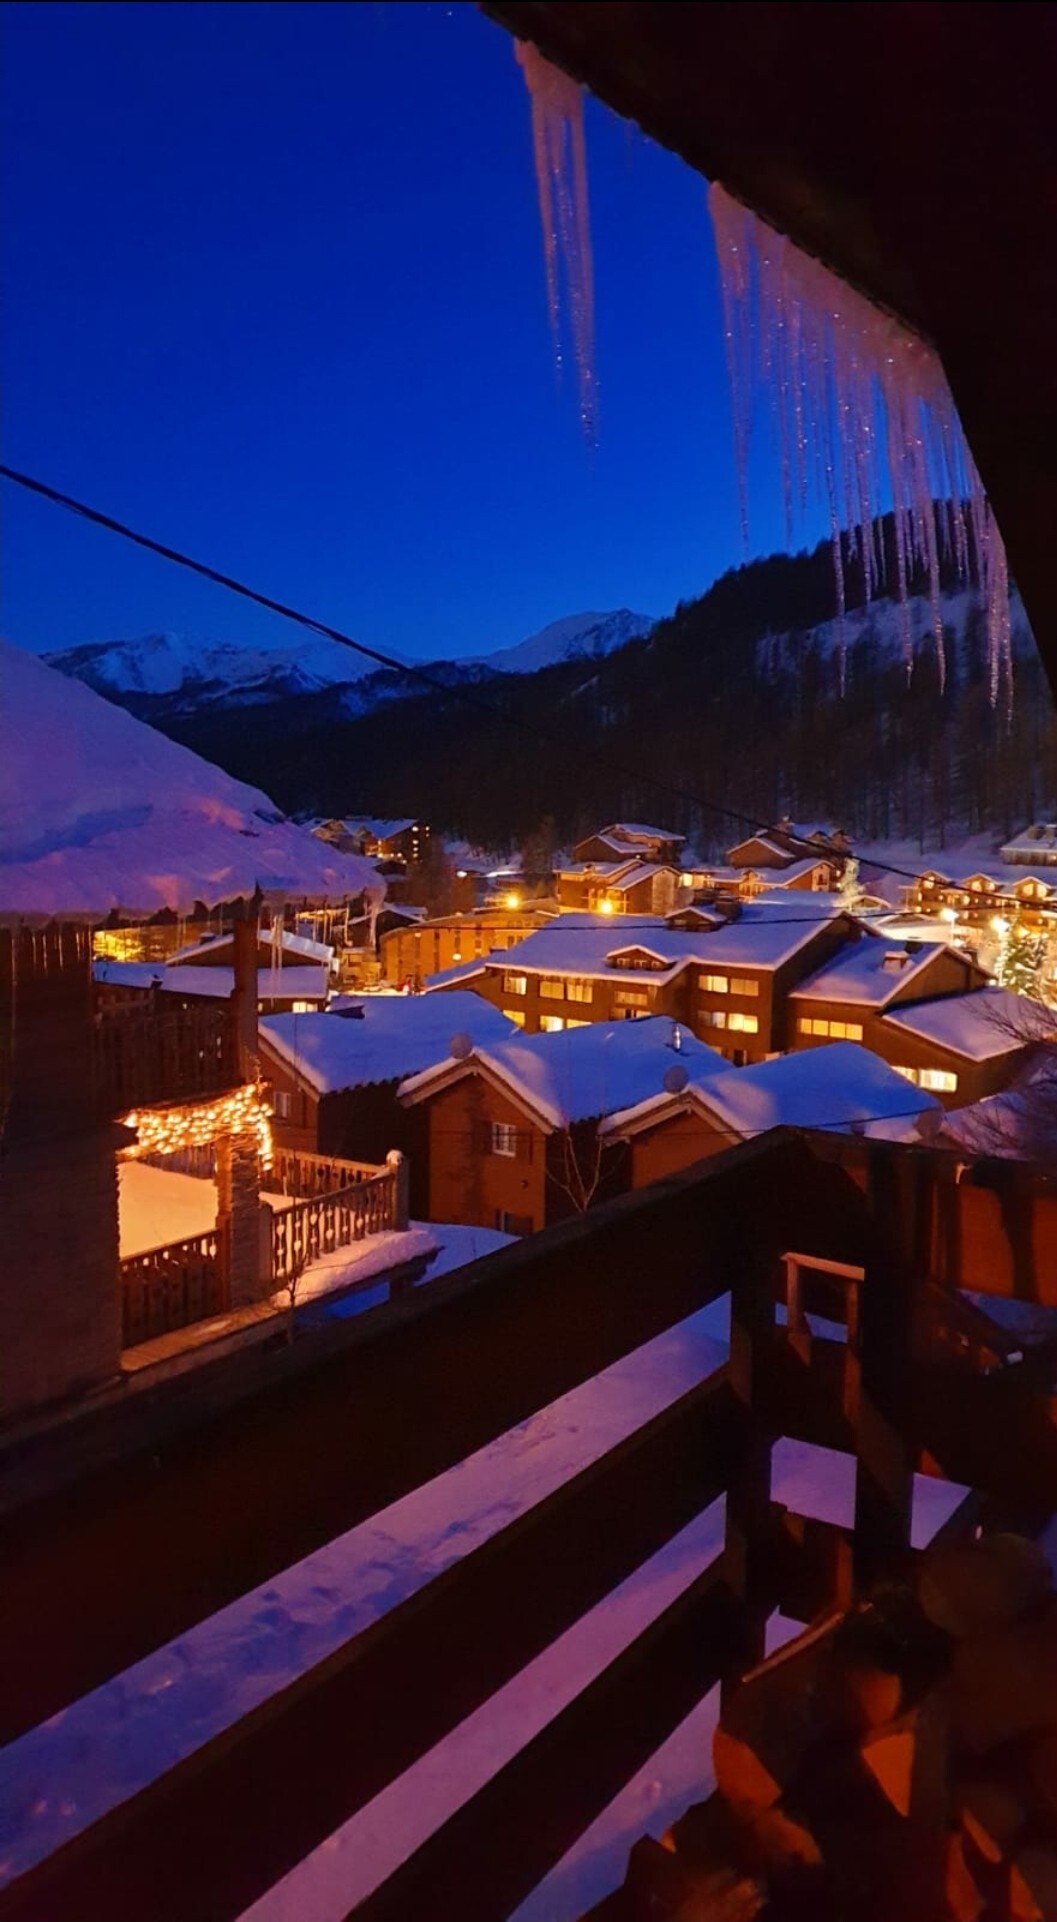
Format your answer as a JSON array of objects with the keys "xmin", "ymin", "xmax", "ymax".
[{"xmin": 482, "ymin": 2, "xmax": 1057, "ymax": 695}]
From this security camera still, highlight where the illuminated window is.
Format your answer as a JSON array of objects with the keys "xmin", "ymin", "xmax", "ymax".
[
  {"xmin": 700, "ymin": 973, "xmax": 729, "ymax": 994},
  {"xmin": 892, "ymin": 1064, "xmax": 918, "ymax": 1082},
  {"xmin": 729, "ymin": 977, "xmax": 760, "ymax": 997},
  {"xmin": 564, "ymin": 1017, "xmax": 590, "ymax": 1029},
  {"xmin": 540, "ymin": 1014, "xmax": 565, "ymax": 1032},
  {"xmin": 613, "ymin": 989, "xmax": 649, "ymax": 1008},
  {"xmin": 727, "ymin": 1012, "xmax": 759, "ymax": 1034},
  {"xmin": 503, "ymin": 973, "xmax": 528, "ymax": 995},
  {"xmin": 701, "ymin": 1009, "xmax": 727, "ymax": 1029},
  {"xmin": 491, "ymin": 1122, "xmax": 518, "ymax": 1156},
  {"xmin": 566, "ymin": 978, "xmax": 592, "ymax": 1003},
  {"xmin": 508, "ymin": 1010, "xmax": 526, "ymax": 1028},
  {"xmin": 291, "ymin": 1001, "xmax": 315, "ymax": 1014},
  {"xmin": 800, "ymin": 1016, "xmax": 863, "ymax": 1041},
  {"xmin": 274, "ymin": 1090, "xmax": 292, "ymax": 1120},
  {"xmin": 539, "ymin": 978, "xmax": 564, "ymax": 999},
  {"xmin": 920, "ymin": 1068, "xmax": 958, "ymax": 1093}
]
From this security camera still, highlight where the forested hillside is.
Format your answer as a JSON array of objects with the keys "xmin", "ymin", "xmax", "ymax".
[{"xmin": 168, "ymin": 530, "xmax": 1057, "ymax": 857}]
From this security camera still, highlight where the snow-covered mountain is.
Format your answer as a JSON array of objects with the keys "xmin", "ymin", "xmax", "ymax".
[
  {"xmin": 43, "ymin": 608, "xmax": 656, "ymax": 722},
  {"xmin": 467, "ymin": 609, "xmax": 655, "ymax": 676},
  {"xmin": 43, "ymin": 631, "xmax": 377, "ymax": 718}
]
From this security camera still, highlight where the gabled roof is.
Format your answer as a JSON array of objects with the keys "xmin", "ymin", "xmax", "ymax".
[
  {"xmin": 727, "ymin": 833, "xmax": 797, "ymax": 864},
  {"xmin": 597, "ymin": 822, "xmax": 685, "ymax": 845},
  {"xmin": 479, "ymin": 902, "xmax": 848, "ymax": 987},
  {"xmin": 603, "ymin": 1040, "xmax": 940, "ymax": 1143},
  {"xmin": 169, "ymin": 928, "xmax": 334, "ymax": 966},
  {"xmin": 259, "ymin": 991, "xmax": 518, "ymax": 1093},
  {"xmin": 881, "ymin": 988, "xmax": 1033, "ymax": 1062},
  {"xmin": 93, "ymin": 960, "xmax": 330, "ymax": 1003},
  {"xmin": 344, "ymin": 818, "xmax": 417, "ymax": 842},
  {"xmin": 555, "ymin": 860, "xmax": 638, "ymax": 881},
  {"xmin": 605, "ymin": 862, "xmax": 680, "ymax": 892},
  {"xmin": 398, "ymin": 1015, "xmax": 730, "ymax": 1130},
  {"xmin": 790, "ymin": 937, "xmax": 956, "ymax": 1008},
  {"xmin": 1000, "ymin": 824, "xmax": 1057, "ymax": 858},
  {"xmin": 0, "ymin": 643, "xmax": 382, "ymax": 923}
]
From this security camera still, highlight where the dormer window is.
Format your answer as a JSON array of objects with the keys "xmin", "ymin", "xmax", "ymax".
[{"xmin": 606, "ymin": 947, "xmax": 668, "ymax": 971}]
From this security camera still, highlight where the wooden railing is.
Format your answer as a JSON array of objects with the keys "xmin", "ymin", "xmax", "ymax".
[
  {"xmin": 120, "ymin": 1225, "xmax": 228, "ymax": 1348},
  {"xmin": 271, "ymin": 1146, "xmax": 384, "ymax": 1198},
  {"xmin": 95, "ymin": 1001, "xmax": 238, "ymax": 1111},
  {"xmin": 271, "ymin": 1164, "xmax": 398, "ymax": 1287}
]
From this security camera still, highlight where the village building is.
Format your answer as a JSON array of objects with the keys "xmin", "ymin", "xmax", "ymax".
[
  {"xmin": 429, "ymin": 896, "xmax": 859, "ymax": 1064},
  {"xmin": 379, "ymin": 903, "xmax": 556, "ymax": 988},
  {"xmin": 553, "ymin": 857, "xmax": 685, "ymax": 916},
  {"xmin": 790, "ymin": 938, "xmax": 1030, "ymax": 1102},
  {"xmin": 309, "ymin": 816, "xmax": 427, "ymax": 867},
  {"xmin": 726, "ymin": 818, "xmax": 848, "ymax": 888},
  {"xmin": 259, "ymin": 991, "xmax": 518, "ymax": 1216},
  {"xmin": 601, "ymin": 1040, "xmax": 942, "ymax": 1188},
  {"xmin": 902, "ymin": 860, "xmax": 1057, "ymax": 934},
  {"xmin": 999, "ymin": 821, "xmax": 1057, "ymax": 866},
  {"xmin": 93, "ymin": 923, "xmax": 337, "ymax": 1015},
  {"xmin": 570, "ymin": 821, "xmax": 687, "ymax": 866},
  {"xmin": 397, "ymin": 1016, "xmax": 730, "ymax": 1234}
]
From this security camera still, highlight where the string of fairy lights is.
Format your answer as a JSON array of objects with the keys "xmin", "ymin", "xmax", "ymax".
[{"xmin": 121, "ymin": 1083, "xmax": 275, "ymax": 1170}]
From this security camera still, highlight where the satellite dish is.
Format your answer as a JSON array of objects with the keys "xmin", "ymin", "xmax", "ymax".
[
  {"xmin": 914, "ymin": 1104, "xmax": 945, "ymax": 1141},
  {"xmin": 663, "ymin": 1064, "xmax": 690, "ymax": 1095},
  {"xmin": 450, "ymin": 1032, "xmax": 473, "ymax": 1060}
]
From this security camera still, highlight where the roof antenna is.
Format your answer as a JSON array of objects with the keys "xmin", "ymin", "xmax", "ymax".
[{"xmin": 669, "ymin": 1022, "xmax": 683, "ymax": 1052}]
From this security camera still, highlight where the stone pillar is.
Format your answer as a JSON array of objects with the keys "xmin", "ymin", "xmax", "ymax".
[
  {"xmin": 0, "ymin": 926, "xmax": 122, "ymax": 1417},
  {"xmin": 387, "ymin": 1149, "xmax": 410, "ymax": 1230},
  {"xmin": 216, "ymin": 1130, "xmax": 267, "ymax": 1307}
]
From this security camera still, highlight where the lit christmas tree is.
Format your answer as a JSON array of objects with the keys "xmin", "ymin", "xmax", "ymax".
[{"xmin": 995, "ymin": 914, "xmax": 1046, "ymax": 1000}]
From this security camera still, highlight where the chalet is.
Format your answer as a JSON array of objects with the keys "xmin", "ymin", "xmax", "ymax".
[
  {"xmin": 0, "ymin": 642, "xmax": 386, "ymax": 1416},
  {"xmin": 1000, "ymin": 821, "xmax": 1057, "ymax": 866},
  {"xmin": 343, "ymin": 817, "xmax": 427, "ymax": 865},
  {"xmin": 379, "ymin": 903, "xmax": 556, "ymax": 988},
  {"xmin": 903, "ymin": 861, "xmax": 1057, "ymax": 932},
  {"xmin": 570, "ymin": 821, "xmax": 686, "ymax": 866},
  {"xmin": 93, "ymin": 955, "xmax": 332, "ymax": 1016},
  {"xmin": 258, "ymin": 991, "xmax": 518, "ymax": 1215},
  {"xmin": 429, "ymin": 896, "xmax": 859, "ymax": 1063},
  {"xmin": 726, "ymin": 818, "xmax": 847, "ymax": 887},
  {"xmin": 601, "ymin": 1040, "xmax": 941, "ymax": 1188},
  {"xmin": 553, "ymin": 857, "xmax": 684, "ymax": 915},
  {"xmin": 397, "ymin": 1016, "xmax": 729, "ymax": 1233},
  {"xmin": 791, "ymin": 937, "xmax": 1028, "ymax": 1103}
]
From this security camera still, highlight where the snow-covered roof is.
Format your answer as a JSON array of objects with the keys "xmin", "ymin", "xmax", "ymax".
[
  {"xmin": 423, "ymin": 959, "xmax": 493, "ymax": 989},
  {"xmin": 606, "ymin": 862, "xmax": 679, "ymax": 892},
  {"xmin": 482, "ymin": 902, "xmax": 847, "ymax": 986},
  {"xmin": 94, "ymin": 960, "xmax": 330, "ymax": 1002},
  {"xmin": 768, "ymin": 857, "xmax": 833, "ymax": 886},
  {"xmin": 728, "ymin": 833, "xmax": 797, "ymax": 863},
  {"xmin": 790, "ymin": 937, "xmax": 951, "ymax": 1007},
  {"xmin": 603, "ymin": 1041, "xmax": 939, "ymax": 1144},
  {"xmin": 169, "ymin": 928, "xmax": 334, "ymax": 966},
  {"xmin": 555, "ymin": 861, "xmax": 637, "ymax": 881},
  {"xmin": 344, "ymin": 818, "xmax": 417, "ymax": 843},
  {"xmin": 785, "ymin": 822, "xmax": 842, "ymax": 845},
  {"xmin": 881, "ymin": 988, "xmax": 1033, "ymax": 1061},
  {"xmin": 999, "ymin": 824, "xmax": 1057, "ymax": 859},
  {"xmin": 259, "ymin": 991, "xmax": 518, "ymax": 1093},
  {"xmin": 599, "ymin": 822, "xmax": 685, "ymax": 845},
  {"xmin": 398, "ymin": 1016, "xmax": 730, "ymax": 1130},
  {"xmin": 0, "ymin": 643, "xmax": 382, "ymax": 923}
]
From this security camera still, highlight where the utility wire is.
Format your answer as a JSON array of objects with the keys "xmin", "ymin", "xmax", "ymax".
[{"xmin": 0, "ymin": 462, "xmax": 971, "ymax": 889}]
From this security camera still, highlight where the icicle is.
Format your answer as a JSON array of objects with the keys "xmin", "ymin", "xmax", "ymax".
[
  {"xmin": 515, "ymin": 41, "xmax": 597, "ymax": 445},
  {"xmin": 270, "ymin": 913, "xmax": 283, "ymax": 997},
  {"xmin": 709, "ymin": 183, "xmax": 1011, "ymax": 706}
]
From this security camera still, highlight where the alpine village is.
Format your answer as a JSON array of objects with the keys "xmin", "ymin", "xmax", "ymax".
[{"xmin": 3, "ymin": 8, "xmax": 1057, "ymax": 1922}]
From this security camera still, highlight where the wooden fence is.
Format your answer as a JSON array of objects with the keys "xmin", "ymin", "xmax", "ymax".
[
  {"xmin": 95, "ymin": 1001, "xmax": 238, "ymax": 1111},
  {"xmin": 271, "ymin": 1163, "xmax": 399, "ymax": 1287},
  {"xmin": 120, "ymin": 1225, "xmax": 228, "ymax": 1348},
  {"xmin": 271, "ymin": 1145, "xmax": 384, "ymax": 1198}
]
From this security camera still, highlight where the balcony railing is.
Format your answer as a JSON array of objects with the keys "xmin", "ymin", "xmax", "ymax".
[
  {"xmin": 95, "ymin": 1001, "xmax": 238, "ymax": 1112},
  {"xmin": 271, "ymin": 1146, "xmax": 385, "ymax": 1197},
  {"xmin": 120, "ymin": 1225, "xmax": 228, "ymax": 1348},
  {"xmin": 271, "ymin": 1162, "xmax": 398, "ymax": 1287}
]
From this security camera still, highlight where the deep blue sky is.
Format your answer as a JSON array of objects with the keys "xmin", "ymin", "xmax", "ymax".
[{"xmin": 1, "ymin": 1, "xmax": 805, "ymax": 662}]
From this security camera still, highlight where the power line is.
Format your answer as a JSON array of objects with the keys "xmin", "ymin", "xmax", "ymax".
[{"xmin": 0, "ymin": 462, "xmax": 962, "ymax": 889}]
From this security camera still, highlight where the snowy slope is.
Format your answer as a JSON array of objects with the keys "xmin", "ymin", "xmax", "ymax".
[
  {"xmin": 756, "ymin": 584, "xmax": 1034, "ymax": 679},
  {"xmin": 468, "ymin": 609, "xmax": 655, "ymax": 676},
  {"xmin": 44, "ymin": 630, "xmax": 376, "ymax": 715},
  {"xmin": 0, "ymin": 642, "xmax": 382, "ymax": 919},
  {"xmin": 43, "ymin": 610, "xmax": 656, "ymax": 720}
]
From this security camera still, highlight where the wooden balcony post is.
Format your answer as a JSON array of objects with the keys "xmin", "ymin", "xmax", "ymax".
[
  {"xmin": 231, "ymin": 904, "xmax": 260, "ymax": 1084},
  {"xmin": 853, "ymin": 1142, "xmax": 919, "ymax": 1588},
  {"xmin": 723, "ymin": 1245, "xmax": 776, "ymax": 1697}
]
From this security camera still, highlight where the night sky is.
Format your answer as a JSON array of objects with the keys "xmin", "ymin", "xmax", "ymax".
[{"xmin": 2, "ymin": 1, "xmax": 808, "ymax": 663}]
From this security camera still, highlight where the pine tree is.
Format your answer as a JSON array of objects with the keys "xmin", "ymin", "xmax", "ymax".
[{"xmin": 996, "ymin": 915, "xmax": 1046, "ymax": 1000}]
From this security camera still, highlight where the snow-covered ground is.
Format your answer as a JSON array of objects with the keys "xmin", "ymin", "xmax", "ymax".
[{"xmin": 0, "ymin": 1306, "xmax": 727, "ymax": 1888}]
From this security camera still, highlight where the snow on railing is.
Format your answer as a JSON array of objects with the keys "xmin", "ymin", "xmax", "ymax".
[{"xmin": 270, "ymin": 1164, "xmax": 397, "ymax": 1287}]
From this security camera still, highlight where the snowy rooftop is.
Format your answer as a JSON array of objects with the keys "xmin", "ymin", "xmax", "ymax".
[
  {"xmin": 597, "ymin": 822, "xmax": 685, "ymax": 845},
  {"xmin": 94, "ymin": 959, "xmax": 330, "ymax": 1003},
  {"xmin": 259, "ymin": 992, "xmax": 519, "ymax": 1092},
  {"xmin": 881, "ymin": 987, "xmax": 1033, "ymax": 1061},
  {"xmin": 606, "ymin": 862, "xmax": 678, "ymax": 891},
  {"xmin": 484, "ymin": 902, "xmax": 846, "ymax": 984},
  {"xmin": 790, "ymin": 936, "xmax": 950, "ymax": 1007},
  {"xmin": 602, "ymin": 1041, "xmax": 939, "ymax": 1143},
  {"xmin": 344, "ymin": 818, "xmax": 417, "ymax": 843},
  {"xmin": 169, "ymin": 928, "xmax": 334, "ymax": 965},
  {"xmin": 399, "ymin": 1016, "xmax": 731, "ymax": 1130},
  {"xmin": 1000, "ymin": 824, "xmax": 1057, "ymax": 857},
  {"xmin": 555, "ymin": 861, "xmax": 636, "ymax": 880},
  {"xmin": 0, "ymin": 643, "xmax": 382, "ymax": 922}
]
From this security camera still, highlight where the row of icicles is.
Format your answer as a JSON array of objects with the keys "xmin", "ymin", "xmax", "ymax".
[{"xmin": 514, "ymin": 41, "xmax": 1013, "ymax": 708}]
